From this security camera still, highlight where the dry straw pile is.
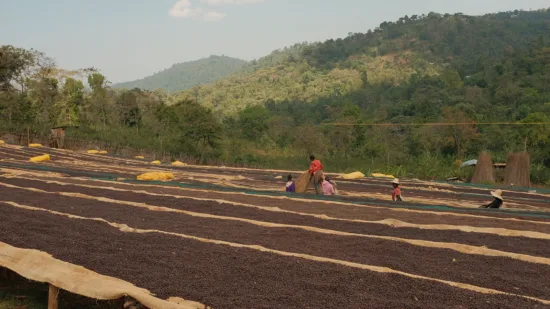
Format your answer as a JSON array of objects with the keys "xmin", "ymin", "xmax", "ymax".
[
  {"xmin": 295, "ymin": 171, "xmax": 311, "ymax": 193},
  {"xmin": 504, "ymin": 152, "xmax": 531, "ymax": 187},
  {"xmin": 471, "ymin": 152, "xmax": 495, "ymax": 184}
]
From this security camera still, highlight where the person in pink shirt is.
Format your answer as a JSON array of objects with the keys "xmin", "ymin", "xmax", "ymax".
[
  {"xmin": 391, "ymin": 178, "xmax": 403, "ymax": 201},
  {"xmin": 321, "ymin": 175, "xmax": 335, "ymax": 196}
]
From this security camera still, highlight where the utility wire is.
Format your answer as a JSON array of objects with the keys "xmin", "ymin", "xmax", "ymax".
[{"xmin": 324, "ymin": 122, "xmax": 550, "ymax": 126}]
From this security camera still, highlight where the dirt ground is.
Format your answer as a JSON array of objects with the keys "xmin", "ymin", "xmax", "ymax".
[{"xmin": 1, "ymin": 144, "xmax": 550, "ymax": 308}]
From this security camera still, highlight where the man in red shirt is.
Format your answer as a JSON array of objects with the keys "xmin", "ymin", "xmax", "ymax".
[
  {"xmin": 309, "ymin": 155, "xmax": 324, "ymax": 195},
  {"xmin": 392, "ymin": 178, "xmax": 403, "ymax": 201}
]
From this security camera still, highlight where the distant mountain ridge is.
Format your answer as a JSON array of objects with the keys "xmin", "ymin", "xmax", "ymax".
[{"xmin": 113, "ymin": 55, "xmax": 247, "ymax": 92}]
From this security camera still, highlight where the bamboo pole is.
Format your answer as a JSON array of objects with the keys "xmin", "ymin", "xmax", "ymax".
[{"xmin": 48, "ymin": 284, "xmax": 59, "ymax": 309}]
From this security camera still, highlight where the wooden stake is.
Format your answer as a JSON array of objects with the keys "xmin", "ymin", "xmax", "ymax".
[{"xmin": 48, "ymin": 284, "xmax": 59, "ymax": 309}]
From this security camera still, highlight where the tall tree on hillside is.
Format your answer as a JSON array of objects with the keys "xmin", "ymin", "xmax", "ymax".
[
  {"xmin": 0, "ymin": 45, "xmax": 37, "ymax": 91},
  {"xmin": 238, "ymin": 105, "xmax": 270, "ymax": 141},
  {"xmin": 517, "ymin": 112, "xmax": 550, "ymax": 151},
  {"xmin": 0, "ymin": 45, "xmax": 40, "ymax": 128},
  {"xmin": 27, "ymin": 67, "xmax": 60, "ymax": 133},
  {"xmin": 57, "ymin": 77, "xmax": 84, "ymax": 126},
  {"xmin": 441, "ymin": 107, "xmax": 479, "ymax": 159},
  {"xmin": 86, "ymin": 72, "xmax": 112, "ymax": 130},
  {"xmin": 116, "ymin": 89, "xmax": 142, "ymax": 134},
  {"xmin": 171, "ymin": 99, "xmax": 221, "ymax": 164}
]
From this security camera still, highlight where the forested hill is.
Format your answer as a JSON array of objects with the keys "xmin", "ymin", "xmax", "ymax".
[
  {"xmin": 112, "ymin": 55, "xmax": 247, "ymax": 92},
  {"xmin": 3, "ymin": 8, "xmax": 550, "ymax": 182},
  {"xmin": 173, "ymin": 9, "xmax": 550, "ymax": 115}
]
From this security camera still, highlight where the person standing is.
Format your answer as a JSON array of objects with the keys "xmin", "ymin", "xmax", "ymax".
[
  {"xmin": 391, "ymin": 178, "xmax": 403, "ymax": 202},
  {"xmin": 309, "ymin": 155, "xmax": 324, "ymax": 195}
]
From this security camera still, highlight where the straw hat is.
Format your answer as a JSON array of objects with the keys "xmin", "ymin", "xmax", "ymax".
[
  {"xmin": 391, "ymin": 178, "xmax": 400, "ymax": 185},
  {"xmin": 491, "ymin": 189, "xmax": 504, "ymax": 200}
]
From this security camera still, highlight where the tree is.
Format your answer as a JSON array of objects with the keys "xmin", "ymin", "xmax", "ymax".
[
  {"xmin": 238, "ymin": 105, "xmax": 270, "ymax": 141},
  {"xmin": 86, "ymin": 72, "xmax": 113, "ymax": 130},
  {"xmin": 441, "ymin": 107, "xmax": 479, "ymax": 159},
  {"xmin": 171, "ymin": 99, "xmax": 221, "ymax": 164},
  {"xmin": 0, "ymin": 45, "xmax": 37, "ymax": 91},
  {"xmin": 518, "ymin": 112, "xmax": 550, "ymax": 150},
  {"xmin": 58, "ymin": 77, "xmax": 84, "ymax": 126}
]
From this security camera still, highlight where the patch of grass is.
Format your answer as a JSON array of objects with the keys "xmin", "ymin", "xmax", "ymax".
[
  {"xmin": 0, "ymin": 269, "xmax": 122, "ymax": 309},
  {"xmin": 0, "ymin": 281, "xmax": 47, "ymax": 309}
]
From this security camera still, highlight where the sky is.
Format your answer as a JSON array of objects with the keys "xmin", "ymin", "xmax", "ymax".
[{"xmin": 1, "ymin": 0, "xmax": 549, "ymax": 83}]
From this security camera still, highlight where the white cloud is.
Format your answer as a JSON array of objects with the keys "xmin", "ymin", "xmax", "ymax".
[
  {"xmin": 169, "ymin": 0, "xmax": 226, "ymax": 21},
  {"xmin": 200, "ymin": 0, "xmax": 265, "ymax": 5},
  {"xmin": 169, "ymin": 0, "xmax": 264, "ymax": 21}
]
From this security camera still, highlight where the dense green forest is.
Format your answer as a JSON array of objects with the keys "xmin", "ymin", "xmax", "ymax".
[
  {"xmin": 2, "ymin": 9, "xmax": 550, "ymax": 184},
  {"xmin": 112, "ymin": 55, "xmax": 247, "ymax": 92}
]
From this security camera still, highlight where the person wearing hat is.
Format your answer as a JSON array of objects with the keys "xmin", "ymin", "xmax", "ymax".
[
  {"xmin": 391, "ymin": 178, "xmax": 403, "ymax": 202},
  {"xmin": 480, "ymin": 190, "xmax": 504, "ymax": 209}
]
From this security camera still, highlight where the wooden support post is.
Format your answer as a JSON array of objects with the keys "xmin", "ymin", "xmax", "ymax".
[{"xmin": 48, "ymin": 284, "xmax": 59, "ymax": 309}]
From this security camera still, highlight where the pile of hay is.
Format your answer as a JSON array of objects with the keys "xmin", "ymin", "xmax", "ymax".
[
  {"xmin": 504, "ymin": 152, "xmax": 531, "ymax": 187},
  {"xmin": 295, "ymin": 171, "xmax": 311, "ymax": 193},
  {"xmin": 471, "ymin": 152, "xmax": 494, "ymax": 184}
]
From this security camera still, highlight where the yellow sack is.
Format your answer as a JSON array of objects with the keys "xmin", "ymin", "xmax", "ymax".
[
  {"xmin": 134, "ymin": 156, "xmax": 145, "ymax": 159},
  {"xmin": 99, "ymin": 151, "xmax": 108, "ymax": 154},
  {"xmin": 29, "ymin": 143, "xmax": 42, "ymax": 148},
  {"xmin": 0, "ymin": 140, "xmax": 5, "ymax": 145},
  {"xmin": 87, "ymin": 150, "xmax": 99, "ymax": 154},
  {"xmin": 371, "ymin": 172, "xmax": 394, "ymax": 179},
  {"xmin": 171, "ymin": 161, "xmax": 186, "ymax": 167},
  {"xmin": 137, "ymin": 172, "xmax": 174, "ymax": 181},
  {"xmin": 342, "ymin": 171, "xmax": 365, "ymax": 180},
  {"xmin": 151, "ymin": 160, "xmax": 161, "ymax": 165},
  {"xmin": 29, "ymin": 154, "xmax": 50, "ymax": 163}
]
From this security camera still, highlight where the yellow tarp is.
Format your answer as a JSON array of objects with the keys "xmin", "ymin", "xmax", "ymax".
[
  {"xmin": 99, "ymin": 151, "xmax": 108, "ymax": 154},
  {"xmin": 137, "ymin": 172, "xmax": 174, "ymax": 181},
  {"xmin": 151, "ymin": 160, "xmax": 161, "ymax": 165},
  {"xmin": 341, "ymin": 171, "xmax": 365, "ymax": 180},
  {"xmin": 87, "ymin": 150, "xmax": 99, "ymax": 154},
  {"xmin": 135, "ymin": 156, "xmax": 145, "ymax": 159},
  {"xmin": 29, "ymin": 154, "xmax": 50, "ymax": 163},
  {"xmin": 0, "ymin": 140, "xmax": 5, "ymax": 145},
  {"xmin": 0, "ymin": 242, "xmax": 204, "ymax": 309},
  {"xmin": 371, "ymin": 172, "xmax": 395, "ymax": 179},
  {"xmin": 171, "ymin": 161, "xmax": 187, "ymax": 167},
  {"xmin": 29, "ymin": 143, "xmax": 42, "ymax": 148}
]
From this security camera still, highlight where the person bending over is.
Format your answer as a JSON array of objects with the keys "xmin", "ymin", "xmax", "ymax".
[{"xmin": 308, "ymin": 155, "xmax": 324, "ymax": 195}]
